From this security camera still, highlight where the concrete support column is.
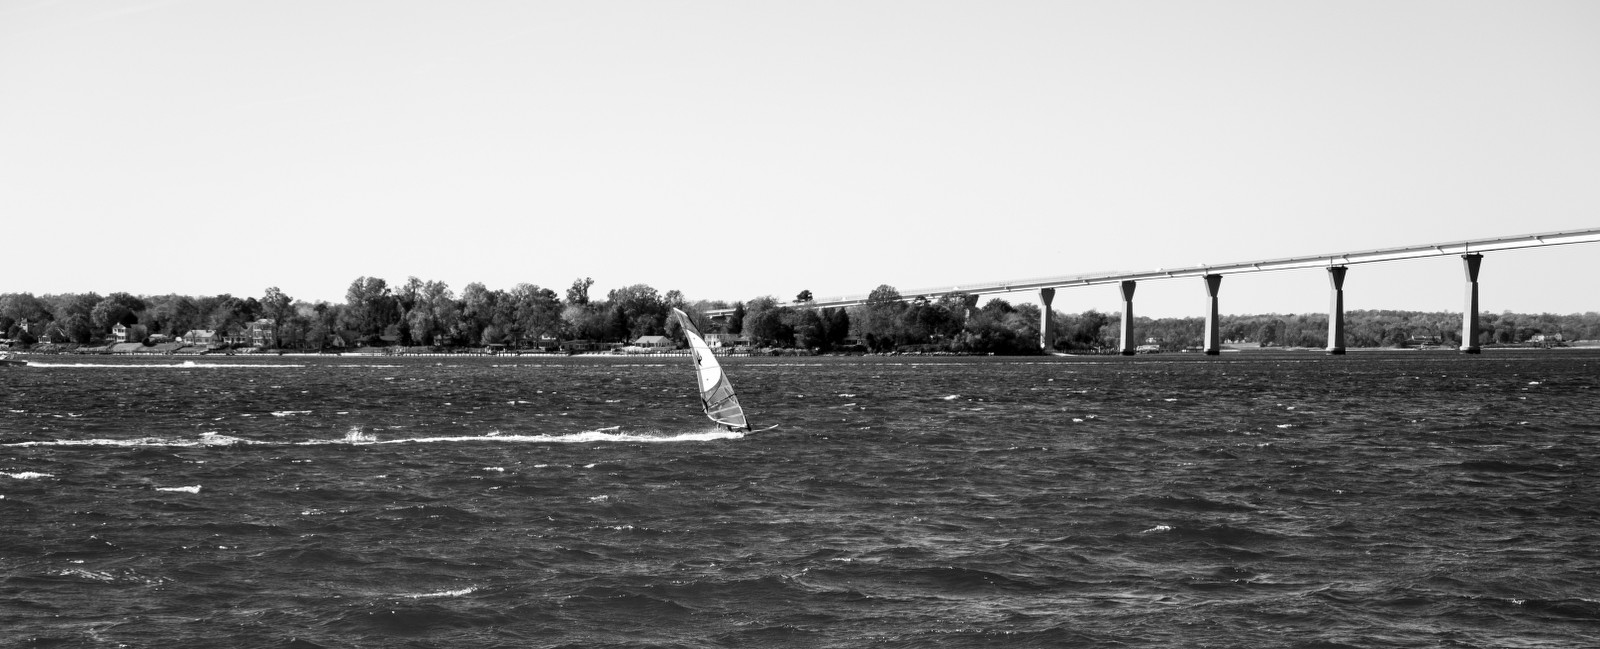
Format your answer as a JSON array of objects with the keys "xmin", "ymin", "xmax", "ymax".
[
  {"xmin": 1038, "ymin": 288, "xmax": 1056, "ymax": 352},
  {"xmin": 1119, "ymin": 280, "xmax": 1137, "ymax": 356},
  {"xmin": 1326, "ymin": 266, "xmax": 1348, "ymax": 355},
  {"xmin": 1461, "ymin": 254, "xmax": 1483, "ymax": 354},
  {"xmin": 961, "ymin": 294, "xmax": 980, "ymax": 318},
  {"xmin": 1202, "ymin": 274, "xmax": 1223, "ymax": 355}
]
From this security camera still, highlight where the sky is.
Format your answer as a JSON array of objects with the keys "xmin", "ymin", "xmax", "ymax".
[{"xmin": 3, "ymin": 1, "xmax": 1598, "ymax": 318}]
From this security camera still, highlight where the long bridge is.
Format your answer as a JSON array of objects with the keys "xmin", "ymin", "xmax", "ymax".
[{"xmin": 705, "ymin": 227, "xmax": 1600, "ymax": 354}]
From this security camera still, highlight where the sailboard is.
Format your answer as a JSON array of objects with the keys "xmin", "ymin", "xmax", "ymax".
[{"xmin": 671, "ymin": 308, "xmax": 751, "ymax": 432}]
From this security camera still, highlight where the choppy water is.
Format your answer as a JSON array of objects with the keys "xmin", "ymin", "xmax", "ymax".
[{"xmin": 3, "ymin": 351, "xmax": 1599, "ymax": 648}]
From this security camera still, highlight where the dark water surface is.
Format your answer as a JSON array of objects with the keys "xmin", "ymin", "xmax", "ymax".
[{"xmin": 3, "ymin": 351, "xmax": 1598, "ymax": 648}]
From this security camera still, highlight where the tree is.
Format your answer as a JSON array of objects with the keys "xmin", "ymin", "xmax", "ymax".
[
  {"xmin": 90, "ymin": 293, "xmax": 145, "ymax": 332},
  {"xmin": 60, "ymin": 313, "xmax": 93, "ymax": 343},
  {"xmin": 1064, "ymin": 310, "xmax": 1111, "ymax": 350},
  {"xmin": 820, "ymin": 307, "xmax": 851, "ymax": 348},
  {"xmin": 407, "ymin": 280, "xmax": 456, "ymax": 346},
  {"xmin": 509, "ymin": 284, "xmax": 562, "ymax": 347},
  {"xmin": 609, "ymin": 305, "xmax": 630, "ymax": 342},
  {"xmin": 796, "ymin": 289, "xmax": 814, "ymax": 303},
  {"xmin": 261, "ymin": 286, "xmax": 294, "ymax": 322},
  {"xmin": 745, "ymin": 305, "xmax": 794, "ymax": 346},
  {"xmin": 728, "ymin": 302, "xmax": 746, "ymax": 334},
  {"xmin": 459, "ymin": 282, "xmax": 497, "ymax": 345},
  {"xmin": 859, "ymin": 284, "xmax": 906, "ymax": 347},
  {"xmin": 566, "ymin": 277, "xmax": 593, "ymax": 306},
  {"xmin": 0, "ymin": 293, "xmax": 53, "ymax": 325},
  {"xmin": 787, "ymin": 308, "xmax": 826, "ymax": 349},
  {"xmin": 342, "ymin": 277, "xmax": 398, "ymax": 340},
  {"xmin": 207, "ymin": 295, "xmax": 256, "ymax": 333},
  {"xmin": 607, "ymin": 284, "xmax": 668, "ymax": 338}
]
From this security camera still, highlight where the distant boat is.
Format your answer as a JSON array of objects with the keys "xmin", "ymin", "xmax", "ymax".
[
  {"xmin": 671, "ymin": 308, "xmax": 751, "ymax": 432},
  {"xmin": 0, "ymin": 353, "xmax": 27, "ymax": 367}
]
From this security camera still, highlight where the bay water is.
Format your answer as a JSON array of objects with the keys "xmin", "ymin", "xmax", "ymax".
[{"xmin": 3, "ymin": 351, "xmax": 1598, "ymax": 647}]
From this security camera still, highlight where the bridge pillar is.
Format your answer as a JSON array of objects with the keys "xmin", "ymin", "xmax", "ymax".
[
  {"xmin": 1461, "ymin": 254, "xmax": 1483, "ymax": 353},
  {"xmin": 1202, "ymin": 274, "xmax": 1222, "ymax": 355},
  {"xmin": 1326, "ymin": 266, "xmax": 1348, "ymax": 355},
  {"xmin": 1038, "ymin": 288, "xmax": 1056, "ymax": 351},
  {"xmin": 1119, "ymin": 280, "xmax": 1137, "ymax": 355}
]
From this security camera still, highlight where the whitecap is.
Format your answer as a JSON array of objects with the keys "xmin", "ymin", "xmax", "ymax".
[
  {"xmin": 1141, "ymin": 525, "xmax": 1173, "ymax": 534},
  {"xmin": 157, "ymin": 485, "xmax": 201, "ymax": 493},
  {"xmin": 271, "ymin": 411, "xmax": 312, "ymax": 417},
  {"xmin": 942, "ymin": 395, "xmax": 960, "ymax": 401},
  {"xmin": 3, "ymin": 471, "xmax": 53, "ymax": 479},
  {"xmin": 407, "ymin": 586, "xmax": 477, "ymax": 599},
  {"xmin": 51, "ymin": 568, "xmax": 118, "ymax": 582},
  {"xmin": 308, "ymin": 427, "xmax": 744, "ymax": 446},
  {"xmin": 343, "ymin": 428, "xmax": 378, "ymax": 444}
]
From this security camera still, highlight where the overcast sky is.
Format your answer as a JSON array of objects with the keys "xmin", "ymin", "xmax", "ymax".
[{"xmin": 3, "ymin": 1, "xmax": 1597, "ymax": 317}]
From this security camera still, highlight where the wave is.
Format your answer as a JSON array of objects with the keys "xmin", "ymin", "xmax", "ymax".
[
  {"xmin": 2, "ymin": 432, "xmax": 252, "ymax": 448},
  {"xmin": 23, "ymin": 361, "xmax": 307, "ymax": 369},
  {"xmin": 404, "ymin": 586, "xmax": 479, "ymax": 599},
  {"xmin": 353, "ymin": 427, "xmax": 746, "ymax": 445},
  {"xmin": 155, "ymin": 485, "xmax": 201, "ymax": 493},
  {"xmin": 2, "ymin": 471, "xmax": 54, "ymax": 479},
  {"xmin": 3, "ymin": 426, "xmax": 744, "ymax": 448}
]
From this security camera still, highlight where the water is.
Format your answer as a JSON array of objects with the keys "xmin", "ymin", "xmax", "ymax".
[{"xmin": 3, "ymin": 351, "xmax": 1598, "ymax": 648}]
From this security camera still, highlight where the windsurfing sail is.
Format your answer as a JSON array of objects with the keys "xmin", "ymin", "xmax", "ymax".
[{"xmin": 671, "ymin": 308, "xmax": 750, "ymax": 432}]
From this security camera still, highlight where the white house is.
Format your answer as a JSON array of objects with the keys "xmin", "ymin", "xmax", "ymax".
[
  {"xmin": 633, "ymin": 335, "xmax": 674, "ymax": 349},
  {"xmin": 181, "ymin": 330, "xmax": 220, "ymax": 346},
  {"xmin": 704, "ymin": 333, "xmax": 743, "ymax": 348}
]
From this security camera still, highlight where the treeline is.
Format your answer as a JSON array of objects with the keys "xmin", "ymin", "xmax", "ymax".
[
  {"xmin": 731, "ymin": 286, "xmax": 1045, "ymax": 354},
  {"xmin": 3, "ymin": 278, "xmax": 1596, "ymax": 352},
  {"xmin": 0, "ymin": 277, "xmax": 695, "ymax": 349}
]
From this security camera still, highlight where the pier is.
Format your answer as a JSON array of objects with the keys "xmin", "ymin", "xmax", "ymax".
[{"xmin": 707, "ymin": 228, "xmax": 1600, "ymax": 354}]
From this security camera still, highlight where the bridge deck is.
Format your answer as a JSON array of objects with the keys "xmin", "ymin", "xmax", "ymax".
[{"xmin": 705, "ymin": 227, "xmax": 1600, "ymax": 314}]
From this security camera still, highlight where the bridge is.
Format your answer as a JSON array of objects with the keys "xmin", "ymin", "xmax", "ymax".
[{"xmin": 704, "ymin": 227, "xmax": 1600, "ymax": 354}]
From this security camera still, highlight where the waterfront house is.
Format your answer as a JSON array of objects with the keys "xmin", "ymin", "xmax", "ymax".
[
  {"xmin": 704, "ymin": 333, "xmax": 745, "ymax": 348},
  {"xmin": 221, "ymin": 327, "xmax": 251, "ymax": 346},
  {"xmin": 181, "ymin": 330, "xmax": 220, "ymax": 347},
  {"xmin": 113, "ymin": 323, "xmax": 129, "ymax": 343},
  {"xmin": 247, "ymin": 319, "xmax": 276, "ymax": 347},
  {"xmin": 632, "ymin": 335, "xmax": 674, "ymax": 349}
]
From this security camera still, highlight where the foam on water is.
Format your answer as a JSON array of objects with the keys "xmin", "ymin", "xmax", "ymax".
[
  {"xmin": 3, "ymin": 436, "xmax": 254, "ymax": 448},
  {"xmin": 405, "ymin": 586, "xmax": 478, "ymax": 599},
  {"xmin": 3, "ymin": 426, "xmax": 743, "ymax": 449},
  {"xmin": 379, "ymin": 427, "xmax": 745, "ymax": 444},
  {"xmin": 155, "ymin": 485, "xmax": 201, "ymax": 493},
  {"xmin": 22, "ymin": 361, "xmax": 306, "ymax": 369}
]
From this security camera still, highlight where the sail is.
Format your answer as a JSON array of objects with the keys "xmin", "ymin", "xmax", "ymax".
[{"xmin": 671, "ymin": 308, "xmax": 750, "ymax": 431}]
